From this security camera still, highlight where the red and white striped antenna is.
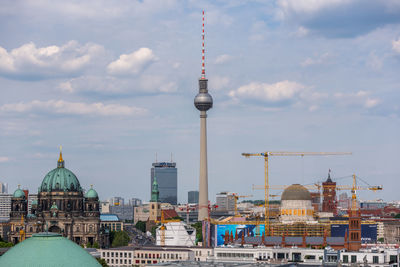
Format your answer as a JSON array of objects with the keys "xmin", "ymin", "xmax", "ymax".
[{"xmin": 201, "ymin": 10, "xmax": 206, "ymax": 79}]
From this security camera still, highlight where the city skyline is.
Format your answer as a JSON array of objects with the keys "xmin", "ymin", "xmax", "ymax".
[{"xmin": 1, "ymin": 1, "xmax": 399, "ymax": 202}]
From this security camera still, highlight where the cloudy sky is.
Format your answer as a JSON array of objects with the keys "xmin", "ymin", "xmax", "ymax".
[{"xmin": 1, "ymin": 0, "xmax": 399, "ymax": 203}]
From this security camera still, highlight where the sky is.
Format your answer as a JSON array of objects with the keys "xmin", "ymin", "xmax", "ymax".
[{"xmin": 1, "ymin": 0, "xmax": 400, "ymax": 203}]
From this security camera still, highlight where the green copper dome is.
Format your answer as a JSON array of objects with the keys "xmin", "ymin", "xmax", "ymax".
[
  {"xmin": 13, "ymin": 188, "xmax": 25, "ymax": 198},
  {"xmin": 39, "ymin": 152, "xmax": 82, "ymax": 193},
  {"xmin": 85, "ymin": 187, "xmax": 98, "ymax": 198},
  {"xmin": 0, "ymin": 232, "xmax": 101, "ymax": 267}
]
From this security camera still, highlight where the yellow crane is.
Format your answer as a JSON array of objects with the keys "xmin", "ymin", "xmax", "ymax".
[
  {"xmin": 242, "ymin": 151, "xmax": 351, "ymax": 234},
  {"xmin": 155, "ymin": 210, "xmax": 181, "ymax": 246},
  {"xmin": 233, "ymin": 194, "xmax": 253, "ymax": 217}
]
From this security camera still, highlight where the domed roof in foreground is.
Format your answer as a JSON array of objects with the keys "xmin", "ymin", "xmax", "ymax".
[
  {"xmin": 39, "ymin": 151, "xmax": 82, "ymax": 193},
  {"xmin": 0, "ymin": 233, "xmax": 101, "ymax": 267},
  {"xmin": 281, "ymin": 184, "xmax": 312, "ymax": 201},
  {"xmin": 13, "ymin": 188, "xmax": 25, "ymax": 198}
]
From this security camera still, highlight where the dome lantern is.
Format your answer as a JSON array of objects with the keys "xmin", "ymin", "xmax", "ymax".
[{"xmin": 57, "ymin": 145, "xmax": 64, "ymax": 168}]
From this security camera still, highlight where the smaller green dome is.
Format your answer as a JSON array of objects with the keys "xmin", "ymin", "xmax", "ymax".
[
  {"xmin": 13, "ymin": 188, "xmax": 25, "ymax": 198},
  {"xmin": 85, "ymin": 187, "xmax": 98, "ymax": 198},
  {"xmin": 31, "ymin": 199, "xmax": 38, "ymax": 205}
]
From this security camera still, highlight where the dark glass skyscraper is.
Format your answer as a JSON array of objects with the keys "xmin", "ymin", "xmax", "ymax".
[{"xmin": 150, "ymin": 162, "xmax": 177, "ymax": 205}]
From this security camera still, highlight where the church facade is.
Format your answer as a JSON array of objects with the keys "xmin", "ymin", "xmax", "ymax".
[{"xmin": 9, "ymin": 151, "xmax": 108, "ymax": 247}]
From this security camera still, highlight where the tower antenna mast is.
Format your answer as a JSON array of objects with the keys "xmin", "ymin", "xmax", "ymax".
[{"xmin": 201, "ymin": 10, "xmax": 206, "ymax": 79}]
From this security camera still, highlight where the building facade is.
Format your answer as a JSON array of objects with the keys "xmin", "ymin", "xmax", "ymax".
[
  {"xmin": 216, "ymin": 192, "xmax": 235, "ymax": 212},
  {"xmin": 188, "ymin": 191, "xmax": 199, "ymax": 204},
  {"xmin": 150, "ymin": 162, "xmax": 177, "ymax": 205},
  {"xmin": 0, "ymin": 182, "xmax": 8, "ymax": 194},
  {"xmin": 0, "ymin": 194, "xmax": 11, "ymax": 221},
  {"xmin": 8, "ymin": 151, "xmax": 107, "ymax": 247}
]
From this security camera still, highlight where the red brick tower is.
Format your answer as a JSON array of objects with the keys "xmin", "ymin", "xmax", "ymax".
[
  {"xmin": 322, "ymin": 170, "xmax": 337, "ymax": 214},
  {"xmin": 348, "ymin": 174, "xmax": 361, "ymax": 251}
]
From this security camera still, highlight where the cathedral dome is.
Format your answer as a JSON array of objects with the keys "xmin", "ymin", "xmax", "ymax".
[
  {"xmin": 85, "ymin": 187, "xmax": 98, "ymax": 198},
  {"xmin": 39, "ymin": 151, "xmax": 82, "ymax": 193},
  {"xmin": 0, "ymin": 232, "xmax": 101, "ymax": 267},
  {"xmin": 13, "ymin": 188, "xmax": 25, "ymax": 198},
  {"xmin": 281, "ymin": 184, "xmax": 311, "ymax": 201}
]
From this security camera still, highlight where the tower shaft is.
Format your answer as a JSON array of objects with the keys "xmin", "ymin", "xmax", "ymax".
[{"xmin": 198, "ymin": 111, "xmax": 209, "ymax": 220}]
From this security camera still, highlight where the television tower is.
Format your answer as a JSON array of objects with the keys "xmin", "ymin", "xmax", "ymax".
[{"xmin": 194, "ymin": 10, "xmax": 213, "ymax": 221}]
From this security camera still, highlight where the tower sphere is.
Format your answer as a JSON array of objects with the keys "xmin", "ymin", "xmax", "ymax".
[{"xmin": 194, "ymin": 92, "xmax": 213, "ymax": 111}]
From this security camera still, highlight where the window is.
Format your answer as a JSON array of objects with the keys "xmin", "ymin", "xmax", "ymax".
[
  {"xmin": 351, "ymin": 255, "xmax": 357, "ymax": 263},
  {"xmin": 124, "ymin": 252, "xmax": 127, "ymax": 257},
  {"xmin": 390, "ymin": 255, "xmax": 398, "ymax": 263},
  {"xmin": 120, "ymin": 252, "xmax": 123, "ymax": 257},
  {"xmin": 373, "ymin": 256, "xmax": 379, "ymax": 264},
  {"xmin": 102, "ymin": 252, "xmax": 105, "ymax": 257},
  {"xmin": 107, "ymin": 252, "xmax": 109, "ymax": 257},
  {"xmin": 111, "ymin": 252, "xmax": 114, "ymax": 257},
  {"xmin": 343, "ymin": 255, "xmax": 348, "ymax": 263},
  {"xmin": 129, "ymin": 253, "xmax": 131, "ymax": 257}
]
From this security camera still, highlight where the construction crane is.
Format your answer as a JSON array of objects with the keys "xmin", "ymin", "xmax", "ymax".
[
  {"xmin": 242, "ymin": 151, "xmax": 351, "ymax": 235},
  {"xmin": 155, "ymin": 210, "xmax": 181, "ymax": 246},
  {"xmin": 233, "ymin": 194, "xmax": 253, "ymax": 217}
]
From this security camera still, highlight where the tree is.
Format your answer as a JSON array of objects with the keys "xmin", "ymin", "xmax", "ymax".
[
  {"xmin": 135, "ymin": 221, "xmax": 146, "ymax": 233},
  {"xmin": 0, "ymin": 241, "xmax": 13, "ymax": 248},
  {"xmin": 192, "ymin": 222, "xmax": 203, "ymax": 243},
  {"xmin": 92, "ymin": 241, "xmax": 100, "ymax": 249},
  {"xmin": 394, "ymin": 213, "xmax": 400, "ymax": 218},
  {"xmin": 96, "ymin": 258, "xmax": 109, "ymax": 267},
  {"xmin": 151, "ymin": 226, "xmax": 157, "ymax": 238},
  {"xmin": 378, "ymin": 237, "xmax": 384, "ymax": 243},
  {"xmin": 111, "ymin": 231, "xmax": 131, "ymax": 247}
]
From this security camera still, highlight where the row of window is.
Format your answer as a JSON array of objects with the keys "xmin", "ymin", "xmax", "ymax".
[
  {"xmin": 342, "ymin": 255, "xmax": 379, "ymax": 264},
  {"xmin": 103, "ymin": 251, "xmax": 184, "ymax": 260},
  {"xmin": 103, "ymin": 252, "xmax": 132, "ymax": 258},
  {"xmin": 217, "ymin": 252, "xmax": 254, "ymax": 258},
  {"xmin": 106, "ymin": 258, "xmax": 132, "ymax": 265}
]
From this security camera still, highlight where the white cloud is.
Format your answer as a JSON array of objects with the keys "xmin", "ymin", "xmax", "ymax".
[
  {"xmin": 366, "ymin": 51, "xmax": 383, "ymax": 70},
  {"xmin": 0, "ymin": 41, "xmax": 104, "ymax": 79},
  {"xmin": 296, "ymin": 26, "xmax": 310, "ymax": 37},
  {"xmin": 392, "ymin": 38, "xmax": 400, "ymax": 54},
  {"xmin": 0, "ymin": 100, "xmax": 147, "ymax": 116},
  {"xmin": 210, "ymin": 76, "xmax": 230, "ymax": 91},
  {"xmin": 58, "ymin": 81, "xmax": 75, "ymax": 93},
  {"xmin": 214, "ymin": 54, "xmax": 232, "ymax": 64},
  {"xmin": 229, "ymin": 81, "xmax": 305, "ymax": 103},
  {"xmin": 107, "ymin": 48, "xmax": 157, "ymax": 76},
  {"xmin": 277, "ymin": 0, "xmax": 351, "ymax": 17},
  {"xmin": 334, "ymin": 90, "xmax": 380, "ymax": 109},
  {"xmin": 301, "ymin": 52, "xmax": 331, "ymax": 67},
  {"xmin": 0, "ymin": 157, "xmax": 10, "ymax": 163}
]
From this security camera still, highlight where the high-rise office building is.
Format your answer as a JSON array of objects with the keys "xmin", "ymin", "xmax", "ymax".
[
  {"xmin": 109, "ymin": 197, "xmax": 125, "ymax": 206},
  {"xmin": 150, "ymin": 162, "xmax": 177, "ymax": 205},
  {"xmin": 0, "ymin": 194, "xmax": 11, "ymax": 221},
  {"xmin": 188, "ymin": 191, "xmax": 199, "ymax": 204},
  {"xmin": 0, "ymin": 182, "xmax": 8, "ymax": 194},
  {"xmin": 216, "ymin": 192, "xmax": 235, "ymax": 212}
]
